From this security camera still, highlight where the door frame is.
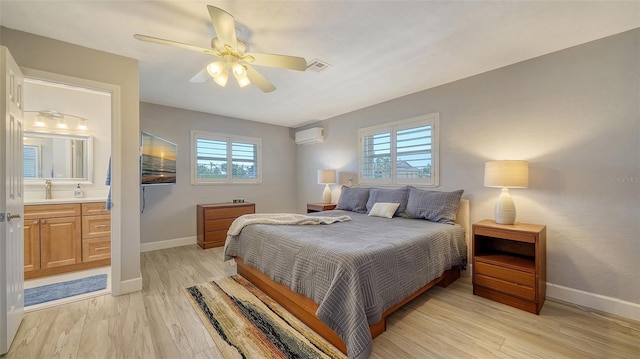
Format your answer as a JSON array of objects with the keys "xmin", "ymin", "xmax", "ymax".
[{"xmin": 21, "ymin": 68, "xmax": 122, "ymax": 295}]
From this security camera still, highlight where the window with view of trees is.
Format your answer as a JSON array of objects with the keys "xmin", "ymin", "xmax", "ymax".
[
  {"xmin": 359, "ymin": 113, "xmax": 439, "ymax": 186},
  {"xmin": 191, "ymin": 130, "xmax": 261, "ymax": 184}
]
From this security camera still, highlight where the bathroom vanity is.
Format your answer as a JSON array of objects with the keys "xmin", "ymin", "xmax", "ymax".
[{"xmin": 24, "ymin": 198, "xmax": 110, "ymax": 279}]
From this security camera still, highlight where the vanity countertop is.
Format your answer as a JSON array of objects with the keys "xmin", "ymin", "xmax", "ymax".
[{"xmin": 24, "ymin": 197, "xmax": 108, "ymax": 205}]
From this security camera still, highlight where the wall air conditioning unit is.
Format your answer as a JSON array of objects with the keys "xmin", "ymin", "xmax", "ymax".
[{"xmin": 295, "ymin": 127, "xmax": 324, "ymax": 145}]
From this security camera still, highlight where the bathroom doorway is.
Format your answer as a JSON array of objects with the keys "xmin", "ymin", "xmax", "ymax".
[{"xmin": 21, "ymin": 73, "xmax": 114, "ymax": 310}]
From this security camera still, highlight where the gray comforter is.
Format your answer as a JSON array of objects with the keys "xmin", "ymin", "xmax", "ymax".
[{"xmin": 224, "ymin": 210, "xmax": 466, "ymax": 359}]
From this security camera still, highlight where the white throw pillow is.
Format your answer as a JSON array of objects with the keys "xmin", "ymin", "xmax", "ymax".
[{"xmin": 368, "ymin": 202, "xmax": 401, "ymax": 219}]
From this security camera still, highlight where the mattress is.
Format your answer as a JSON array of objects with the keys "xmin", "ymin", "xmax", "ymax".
[{"xmin": 224, "ymin": 210, "xmax": 466, "ymax": 359}]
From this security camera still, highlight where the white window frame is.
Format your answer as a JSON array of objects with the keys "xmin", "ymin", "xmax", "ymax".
[
  {"xmin": 23, "ymin": 144, "xmax": 41, "ymax": 179},
  {"xmin": 358, "ymin": 113, "xmax": 439, "ymax": 187},
  {"xmin": 190, "ymin": 129, "xmax": 262, "ymax": 185}
]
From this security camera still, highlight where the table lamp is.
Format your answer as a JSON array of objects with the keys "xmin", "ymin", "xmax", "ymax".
[
  {"xmin": 484, "ymin": 160, "xmax": 528, "ymax": 224},
  {"xmin": 317, "ymin": 169, "xmax": 336, "ymax": 204}
]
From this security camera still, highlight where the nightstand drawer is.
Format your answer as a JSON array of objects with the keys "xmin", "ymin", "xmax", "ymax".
[
  {"xmin": 475, "ymin": 227, "xmax": 536, "ymax": 243},
  {"xmin": 475, "ymin": 274, "xmax": 535, "ymax": 300},
  {"xmin": 475, "ymin": 261, "xmax": 535, "ymax": 287}
]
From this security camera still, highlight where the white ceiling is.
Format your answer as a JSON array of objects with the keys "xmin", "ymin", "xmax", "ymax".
[{"xmin": 1, "ymin": 1, "xmax": 638, "ymax": 128}]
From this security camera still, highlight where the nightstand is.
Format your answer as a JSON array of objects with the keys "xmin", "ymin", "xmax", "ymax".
[
  {"xmin": 306, "ymin": 203, "xmax": 337, "ymax": 213},
  {"xmin": 472, "ymin": 219, "xmax": 546, "ymax": 314}
]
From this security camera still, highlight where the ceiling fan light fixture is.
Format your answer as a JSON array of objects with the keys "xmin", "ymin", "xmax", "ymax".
[
  {"xmin": 232, "ymin": 62, "xmax": 250, "ymax": 88},
  {"xmin": 208, "ymin": 61, "xmax": 229, "ymax": 87},
  {"xmin": 214, "ymin": 68, "xmax": 229, "ymax": 87},
  {"xmin": 232, "ymin": 62, "xmax": 246, "ymax": 76},
  {"xmin": 134, "ymin": 5, "xmax": 306, "ymax": 93},
  {"xmin": 237, "ymin": 75, "xmax": 251, "ymax": 88},
  {"xmin": 207, "ymin": 61, "xmax": 224, "ymax": 77}
]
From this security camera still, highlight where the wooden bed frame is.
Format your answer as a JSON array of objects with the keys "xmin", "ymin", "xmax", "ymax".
[{"xmin": 236, "ymin": 199, "xmax": 470, "ymax": 354}]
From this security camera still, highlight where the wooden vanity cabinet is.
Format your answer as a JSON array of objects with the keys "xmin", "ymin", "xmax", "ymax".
[
  {"xmin": 24, "ymin": 202, "xmax": 111, "ymax": 279},
  {"xmin": 23, "ymin": 204, "xmax": 82, "ymax": 273},
  {"xmin": 81, "ymin": 202, "xmax": 111, "ymax": 262},
  {"xmin": 23, "ymin": 219, "xmax": 41, "ymax": 272}
]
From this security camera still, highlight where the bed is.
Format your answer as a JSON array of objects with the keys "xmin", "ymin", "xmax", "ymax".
[{"xmin": 224, "ymin": 187, "xmax": 469, "ymax": 359}]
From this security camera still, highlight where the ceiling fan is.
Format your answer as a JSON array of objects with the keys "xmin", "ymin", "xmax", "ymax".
[{"xmin": 134, "ymin": 5, "xmax": 307, "ymax": 93}]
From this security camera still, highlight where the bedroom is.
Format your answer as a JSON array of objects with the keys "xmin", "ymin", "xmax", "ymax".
[{"xmin": 0, "ymin": 1, "xmax": 639, "ymax": 358}]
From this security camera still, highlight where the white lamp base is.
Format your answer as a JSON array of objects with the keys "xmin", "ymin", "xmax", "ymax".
[
  {"xmin": 322, "ymin": 184, "xmax": 332, "ymax": 204},
  {"xmin": 494, "ymin": 187, "xmax": 516, "ymax": 224}
]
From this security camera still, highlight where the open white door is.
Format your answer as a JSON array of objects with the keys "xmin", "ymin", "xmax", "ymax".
[{"xmin": 0, "ymin": 45, "xmax": 25, "ymax": 355}]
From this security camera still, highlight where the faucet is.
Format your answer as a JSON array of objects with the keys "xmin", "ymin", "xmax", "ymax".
[{"xmin": 45, "ymin": 180, "xmax": 52, "ymax": 200}]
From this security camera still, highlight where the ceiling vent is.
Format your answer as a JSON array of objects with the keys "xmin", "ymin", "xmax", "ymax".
[{"xmin": 306, "ymin": 59, "xmax": 331, "ymax": 72}]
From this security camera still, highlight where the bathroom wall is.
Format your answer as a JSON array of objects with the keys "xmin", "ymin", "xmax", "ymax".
[{"xmin": 22, "ymin": 79, "xmax": 111, "ymax": 200}]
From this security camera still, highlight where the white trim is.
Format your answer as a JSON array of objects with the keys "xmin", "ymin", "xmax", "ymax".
[
  {"xmin": 190, "ymin": 129, "xmax": 262, "ymax": 185},
  {"xmin": 140, "ymin": 236, "xmax": 197, "ymax": 252},
  {"xmin": 547, "ymin": 282, "xmax": 640, "ymax": 322},
  {"xmin": 358, "ymin": 113, "xmax": 439, "ymax": 187},
  {"xmin": 118, "ymin": 275, "xmax": 143, "ymax": 295},
  {"xmin": 20, "ymin": 68, "xmax": 123, "ymax": 297},
  {"xmin": 24, "ymin": 266, "xmax": 111, "ymax": 312}
]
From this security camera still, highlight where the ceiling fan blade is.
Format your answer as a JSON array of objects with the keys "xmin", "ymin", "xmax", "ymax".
[
  {"xmin": 190, "ymin": 68, "xmax": 211, "ymax": 83},
  {"xmin": 208, "ymin": 5, "xmax": 237, "ymax": 50},
  {"xmin": 245, "ymin": 65, "xmax": 276, "ymax": 93},
  {"xmin": 245, "ymin": 52, "xmax": 307, "ymax": 71},
  {"xmin": 134, "ymin": 34, "xmax": 217, "ymax": 56}
]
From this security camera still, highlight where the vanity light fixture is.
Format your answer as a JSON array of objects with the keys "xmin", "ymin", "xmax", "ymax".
[
  {"xmin": 24, "ymin": 110, "xmax": 90, "ymax": 132},
  {"xmin": 77, "ymin": 118, "xmax": 88, "ymax": 131},
  {"xmin": 33, "ymin": 114, "xmax": 47, "ymax": 127},
  {"xmin": 55, "ymin": 118, "xmax": 68, "ymax": 129}
]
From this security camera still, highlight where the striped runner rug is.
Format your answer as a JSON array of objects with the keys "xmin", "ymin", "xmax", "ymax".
[{"xmin": 184, "ymin": 275, "xmax": 347, "ymax": 359}]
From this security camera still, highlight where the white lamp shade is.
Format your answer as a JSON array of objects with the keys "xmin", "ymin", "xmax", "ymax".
[
  {"xmin": 318, "ymin": 169, "xmax": 336, "ymax": 204},
  {"xmin": 317, "ymin": 169, "xmax": 337, "ymax": 184},
  {"xmin": 484, "ymin": 160, "xmax": 529, "ymax": 188}
]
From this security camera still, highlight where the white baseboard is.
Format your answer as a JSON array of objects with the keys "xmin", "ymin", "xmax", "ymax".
[
  {"xmin": 140, "ymin": 236, "xmax": 197, "ymax": 253},
  {"xmin": 547, "ymin": 282, "xmax": 640, "ymax": 322},
  {"xmin": 118, "ymin": 275, "xmax": 142, "ymax": 295}
]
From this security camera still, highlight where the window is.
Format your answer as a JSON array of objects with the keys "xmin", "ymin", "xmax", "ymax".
[
  {"xmin": 23, "ymin": 145, "xmax": 40, "ymax": 178},
  {"xmin": 359, "ymin": 113, "xmax": 439, "ymax": 186},
  {"xmin": 191, "ymin": 130, "xmax": 261, "ymax": 184}
]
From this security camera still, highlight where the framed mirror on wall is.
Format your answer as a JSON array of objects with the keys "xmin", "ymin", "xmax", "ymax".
[{"xmin": 23, "ymin": 131, "xmax": 93, "ymax": 184}]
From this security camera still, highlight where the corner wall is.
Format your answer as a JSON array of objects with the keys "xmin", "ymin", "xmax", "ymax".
[
  {"xmin": 139, "ymin": 102, "xmax": 297, "ymax": 247},
  {"xmin": 0, "ymin": 27, "xmax": 141, "ymax": 292},
  {"xmin": 296, "ymin": 29, "xmax": 640, "ymax": 319}
]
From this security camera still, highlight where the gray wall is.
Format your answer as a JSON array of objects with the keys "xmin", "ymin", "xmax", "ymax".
[
  {"xmin": 296, "ymin": 29, "xmax": 640, "ymax": 305},
  {"xmin": 140, "ymin": 102, "xmax": 297, "ymax": 244},
  {"xmin": 0, "ymin": 27, "xmax": 141, "ymax": 286}
]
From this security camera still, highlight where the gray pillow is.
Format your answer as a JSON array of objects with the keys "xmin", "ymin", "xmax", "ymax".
[
  {"xmin": 336, "ymin": 186, "xmax": 370, "ymax": 214},
  {"xmin": 365, "ymin": 187, "xmax": 409, "ymax": 217},
  {"xmin": 404, "ymin": 187, "xmax": 464, "ymax": 224}
]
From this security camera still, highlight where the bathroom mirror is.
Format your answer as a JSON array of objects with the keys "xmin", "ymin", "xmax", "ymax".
[{"xmin": 23, "ymin": 131, "xmax": 93, "ymax": 184}]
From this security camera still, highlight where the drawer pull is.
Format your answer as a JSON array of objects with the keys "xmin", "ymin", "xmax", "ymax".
[
  {"xmin": 94, "ymin": 247, "xmax": 110, "ymax": 251},
  {"xmin": 94, "ymin": 224, "xmax": 110, "ymax": 228}
]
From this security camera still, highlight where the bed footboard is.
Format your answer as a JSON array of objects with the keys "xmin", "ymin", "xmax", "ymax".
[{"xmin": 236, "ymin": 257, "xmax": 460, "ymax": 354}]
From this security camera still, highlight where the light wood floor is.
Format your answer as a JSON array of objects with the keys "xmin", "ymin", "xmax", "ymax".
[{"xmin": 5, "ymin": 245, "xmax": 639, "ymax": 358}]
